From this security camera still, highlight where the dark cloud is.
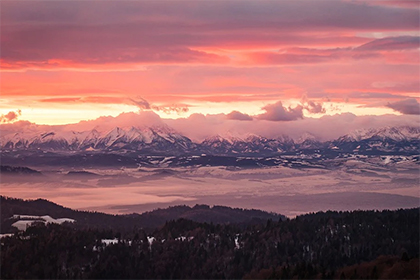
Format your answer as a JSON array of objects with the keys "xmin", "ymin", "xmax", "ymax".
[
  {"xmin": 247, "ymin": 35, "xmax": 420, "ymax": 66},
  {"xmin": 386, "ymin": 98, "xmax": 420, "ymax": 115},
  {"xmin": 300, "ymin": 95, "xmax": 325, "ymax": 114},
  {"xmin": 356, "ymin": 36, "xmax": 420, "ymax": 51},
  {"xmin": 128, "ymin": 97, "xmax": 151, "ymax": 110},
  {"xmin": 129, "ymin": 97, "xmax": 189, "ymax": 115},
  {"xmin": 154, "ymin": 105, "xmax": 189, "ymax": 115},
  {"xmin": 249, "ymin": 52, "xmax": 333, "ymax": 65},
  {"xmin": 304, "ymin": 100, "xmax": 326, "ymax": 114},
  {"xmin": 363, "ymin": 0, "xmax": 420, "ymax": 9},
  {"xmin": 347, "ymin": 92, "xmax": 410, "ymax": 99},
  {"xmin": 1, "ymin": 1, "xmax": 418, "ymax": 68},
  {"xmin": 0, "ymin": 110, "xmax": 21, "ymax": 123},
  {"xmin": 226, "ymin": 110, "xmax": 253, "ymax": 121},
  {"xmin": 257, "ymin": 101, "xmax": 303, "ymax": 121}
]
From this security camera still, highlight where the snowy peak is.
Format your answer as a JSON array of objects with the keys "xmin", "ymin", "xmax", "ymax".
[
  {"xmin": 296, "ymin": 132, "xmax": 318, "ymax": 144},
  {"xmin": 0, "ymin": 125, "xmax": 419, "ymax": 155},
  {"xmin": 0, "ymin": 125, "xmax": 193, "ymax": 153},
  {"xmin": 370, "ymin": 126, "xmax": 420, "ymax": 141},
  {"xmin": 92, "ymin": 126, "xmax": 194, "ymax": 151},
  {"xmin": 244, "ymin": 134, "xmax": 265, "ymax": 142},
  {"xmin": 200, "ymin": 135, "xmax": 235, "ymax": 154},
  {"xmin": 202, "ymin": 135, "xmax": 235, "ymax": 145},
  {"xmin": 331, "ymin": 126, "xmax": 420, "ymax": 154},
  {"xmin": 96, "ymin": 127, "xmax": 125, "ymax": 148},
  {"xmin": 337, "ymin": 126, "xmax": 420, "ymax": 142}
]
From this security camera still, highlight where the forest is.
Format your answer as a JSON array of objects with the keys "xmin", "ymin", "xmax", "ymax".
[
  {"xmin": 0, "ymin": 196, "xmax": 284, "ymax": 233},
  {"xmin": 1, "ymin": 207, "xmax": 418, "ymax": 279}
]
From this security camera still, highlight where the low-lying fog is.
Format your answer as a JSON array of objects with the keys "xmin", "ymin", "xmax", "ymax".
[{"xmin": 2, "ymin": 159, "xmax": 419, "ymax": 217}]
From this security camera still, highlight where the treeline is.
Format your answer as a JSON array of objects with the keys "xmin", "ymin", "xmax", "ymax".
[{"xmin": 1, "ymin": 208, "xmax": 418, "ymax": 279}]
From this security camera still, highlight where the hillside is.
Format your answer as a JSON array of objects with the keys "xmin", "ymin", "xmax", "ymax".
[
  {"xmin": 0, "ymin": 165, "xmax": 42, "ymax": 175},
  {"xmin": 0, "ymin": 196, "xmax": 284, "ymax": 233},
  {"xmin": 1, "ymin": 207, "xmax": 418, "ymax": 279}
]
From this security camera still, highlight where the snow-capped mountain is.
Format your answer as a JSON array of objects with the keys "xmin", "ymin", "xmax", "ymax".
[
  {"xmin": 92, "ymin": 126, "xmax": 195, "ymax": 152},
  {"xmin": 332, "ymin": 126, "xmax": 420, "ymax": 154},
  {"xmin": 1, "ymin": 126, "xmax": 419, "ymax": 156},
  {"xmin": 198, "ymin": 134, "xmax": 298, "ymax": 155},
  {"xmin": 1, "ymin": 125, "xmax": 196, "ymax": 154},
  {"xmin": 335, "ymin": 126, "xmax": 420, "ymax": 142},
  {"xmin": 295, "ymin": 132, "xmax": 324, "ymax": 150}
]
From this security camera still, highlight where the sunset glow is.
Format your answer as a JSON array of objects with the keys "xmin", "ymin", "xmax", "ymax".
[
  {"xmin": 2, "ymin": 3, "xmax": 420, "ymax": 278},
  {"xmin": 1, "ymin": 0, "xmax": 419, "ymax": 126}
]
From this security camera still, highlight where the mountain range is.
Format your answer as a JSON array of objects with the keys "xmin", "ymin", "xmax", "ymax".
[{"xmin": 1, "ymin": 125, "xmax": 419, "ymax": 156}]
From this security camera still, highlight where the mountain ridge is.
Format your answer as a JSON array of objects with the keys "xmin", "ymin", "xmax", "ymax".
[
  {"xmin": 0, "ymin": 196, "xmax": 285, "ymax": 234},
  {"xmin": 1, "ymin": 125, "xmax": 419, "ymax": 156}
]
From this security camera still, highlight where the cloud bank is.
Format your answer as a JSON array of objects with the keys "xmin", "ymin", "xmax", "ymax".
[{"xmin": 3, "ymin": 110, "xmax": 418, "ymax": 143}]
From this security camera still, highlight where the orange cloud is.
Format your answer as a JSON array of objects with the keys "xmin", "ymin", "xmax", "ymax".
[
  {"xmin": 1, "ymin": 1, "xmax": 418, "ymax": 125},
  {"xmin": 0, "ymin": 110, "xmax": 21, "ymax": 123}
]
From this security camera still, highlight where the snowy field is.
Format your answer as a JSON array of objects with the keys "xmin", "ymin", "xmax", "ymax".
[{"xmin": 1, "ymin": 157, "xmax": 418, "ymax": 217}]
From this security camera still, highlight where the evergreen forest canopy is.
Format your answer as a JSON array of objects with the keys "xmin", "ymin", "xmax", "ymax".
[{"xmin": 0, "ymin": 196, "xmax": 418, "ymax": 279}]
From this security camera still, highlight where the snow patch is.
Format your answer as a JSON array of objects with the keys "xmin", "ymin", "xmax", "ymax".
[
  {"xmin": 101, "ymin": 238, "xmax": 119, "ymax": 246},
  {"xmin": 0, "ymin": 233, "xmax": 14, "ymax": 239},
  {"xmin": 10, "ymin": 215, "xmax": 75, "ymax": 231},
  {"xmin": 234, "ymin": 234, "xmax": 241, "ymax": 249}
]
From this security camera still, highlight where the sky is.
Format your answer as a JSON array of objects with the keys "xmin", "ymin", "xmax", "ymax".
[{"xmin": 1, "ymin": 0, "xmax": 419, "ymax": 128}]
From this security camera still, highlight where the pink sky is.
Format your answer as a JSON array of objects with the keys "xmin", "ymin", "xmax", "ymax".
[{"xmin": 1, "ymin": 0, "xmax": 419, "ymax": 125}]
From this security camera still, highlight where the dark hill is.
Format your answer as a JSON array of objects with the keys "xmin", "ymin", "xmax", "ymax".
[
  {"xmin": 0, "ymin": 165, "xmax": 42, "ymax": 175},
  {"xmin": 0, "ymin": 196, "xmax": 284, "ymax": 233},
  {"xmin": 138, "ymin": 204, "xmax": 285, "ymax": 226},
  {"xmin": 64, "ymin": 171, "xmax": 101, "ymax": 177}
]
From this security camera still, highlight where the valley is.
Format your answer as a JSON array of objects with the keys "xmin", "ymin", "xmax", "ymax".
[{"xmin": 1, "ymin": 151, "xmax": 418, "ymax": 217}]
